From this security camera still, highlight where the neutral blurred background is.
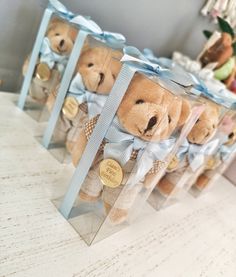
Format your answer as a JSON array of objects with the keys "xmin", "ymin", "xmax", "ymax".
[{"xmin": 0, "ymin": 0, "xmax": 215, "ymax": 92}]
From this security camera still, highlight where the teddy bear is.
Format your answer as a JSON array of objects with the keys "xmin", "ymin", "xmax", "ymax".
[
  {"xmin": 195, "ymin": 119, "xmax": 236, "ymax": 190},
  {"xmin": 71, "ymin": 74, "xmax": 191, "ymax": 224},
  {"xmin": 199, "ymin": 32, "xmax": 233, "ymax": 69},
  {"xmin": 156, "ymin": 101, "xmax": 221, "ymax": 196},
  {"xmin": 46, "ymin": 46, "xmax": 123, "ymax": 153},
  {"xmin": 22, "ymin": 17, "xmax": 77, "ymax": 104}
]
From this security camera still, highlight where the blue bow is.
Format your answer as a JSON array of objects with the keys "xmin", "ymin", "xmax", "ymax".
[
  {"xmin": 173, "ymin": 138, "xmax": 220, "ymax": 171},
  {"xmin": 143, "ymin": 48, "xmax": 181, "ymax": 70},
  {"xmin": 142, "ymin": 47, "xmax": 211, "ymax": 98},
  {"xmin": 39, "ymin": 37, "xmax": 69, "ymax": 73},
  {"xmin": 70, "ymin": 15, "xmax": 126, "ymax": 48},
  {"xmin": 121, "ymin": 46, "xmax": 204, "ymax": 96},
  {"xmin": 187, "ymin": 139, "xmax": 220, "ymax": 171},
  {"xmin": 143, "ymin": 48, "xmax": 236, "ymax": 110},
  {"xmin": 67, "ymin": 73, "xmax": 108, "ymax": 118},
  {"xmin": 48, "ymin": 0, "xmax": 74, "ymax": 20},
  {"xmin": 103, "ymin": 117, "xmax": 176, "ymax": 186}
]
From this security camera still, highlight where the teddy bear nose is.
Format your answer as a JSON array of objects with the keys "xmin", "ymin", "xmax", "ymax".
[
  {"xmin": 229, "ymin": 132, "xmax": 234, "ymax": 139},
  {"xmin": 59, "ymin": 39, "xmax": 65, "ymax": 48},
  {"xmin": 146, "ymin": 116, "xmax": 157, "ymax": 131},
  {"xmin": 98, "ymin": 73, "xmax": 105, "ymax": 85}
]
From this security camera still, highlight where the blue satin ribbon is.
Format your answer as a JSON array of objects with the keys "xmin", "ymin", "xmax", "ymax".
[
  {"xmin": 48, "ymin": 0, "xmax": 74, "ymax": 20},
  {"xmin": 70, "ymin": 15, "xmax": 126, "ymax": 48},
  {"xmin": 143, "ymin": 48, "xmax": 181, "ymax": 71},
  {"xmin": 121, "ymin": 47, "xmax": 205, "ymax": 99},
  {"xmin": 173, "ymin": 138, "xmax": 220, "ymax": 171},
  {"xmin": 188, "ymin": 139, "xmax": 220, "ymax": 171},
  {"xmin": 39, "ymin": 37, "xmax": 69, "ymax": 73},
  {"xmin": 67, "ymin": 73, "xmax": 108, "ymax": 118},
  {"xmin": 142, "ymin": 48, "xmax": 236, "ymax": 109},
  {"xmin": 104, "ymin": 117, "xmax": 176, "ymax": 186}
]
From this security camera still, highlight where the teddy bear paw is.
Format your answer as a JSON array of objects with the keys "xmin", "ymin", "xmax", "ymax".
[
  {"xmin": 157, "ymin": 179, "xmax": 176, "ymax": 196},
  {"xmin": 195, "ymin": 174, "xmax": 210, "ymax": 190},
  {"xmin": 104, "ymin": 202, "xmax": 128, "ymax": 225},
  {"xmin": 79, "ymin": 190, "xmax": 101, "ymax": 202}
]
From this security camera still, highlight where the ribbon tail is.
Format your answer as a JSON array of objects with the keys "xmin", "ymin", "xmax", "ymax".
[{"xmin": 126, "ymin": 151, "xmax": 154, "ymax": 188}]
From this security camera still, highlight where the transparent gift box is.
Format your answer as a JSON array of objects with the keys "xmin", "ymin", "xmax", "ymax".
[
  {"xmin": 190, "ymin": 110, "xmax": 236, "ymax": 197},
  {"xmin": 151, "ymin": 99, "xmax": 235, "ymax": 209},
  {"xmin": 38, "ymin": 15, "xmax": 126, "ymax": 163},
  {"xmin": 52, "ymin": 47, "xmax": 206, "ymax": 245},
  {"xmin": 18, "ymin": 0, "xmax": 78, "ymax": 123},
  {"xmin": 143, "ymin": 48, "xmax": 236, "ymax": 207}
]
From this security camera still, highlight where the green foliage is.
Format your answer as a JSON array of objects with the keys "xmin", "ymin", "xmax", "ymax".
[
  {"xmin": 217, "ymin": 17, "xmax": 234, "ymax": 38},
  {"xmin": 203, "ymin": 30, "xmax": 213, "ymax": 39},
  {"xmin": 232, "ymin": 42, "xmax": 236, "ymax": 56}
]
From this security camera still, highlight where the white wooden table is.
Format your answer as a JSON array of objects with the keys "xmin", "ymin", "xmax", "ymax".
[{"xmin": 1, "ymin": 92, "xmax": 236, "ymax": 277}]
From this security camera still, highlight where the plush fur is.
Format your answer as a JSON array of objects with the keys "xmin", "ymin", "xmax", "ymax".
[
  {"xmin": 157, "ymin": 102, "xmax": 220, "ymax": 196},
  {"xmin": 77, "ymin": 47, "xmax": 122, "ymax": 94},
  {"xmin": 72, "ymin": 74, "xmax": 191, "ymax": 224}
]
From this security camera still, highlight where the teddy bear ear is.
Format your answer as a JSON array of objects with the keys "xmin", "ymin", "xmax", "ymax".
[
  {"xmin": 47, "ymin": 17, "xmax": 64, "ymax": 33},
  {"xmin": 111, "ymin": 49, "xmax": 123, "ymax": 60},
  {"xmin": 81, "ymin": 38, "xmax": 90, "ymax": 52},
  {"xmin": 68, "ymin": 27, "xmax": 78, "ymax": 42},
  {"xmin": 177, "ymin": 99, "xmax": 191, "ymax": 126}
]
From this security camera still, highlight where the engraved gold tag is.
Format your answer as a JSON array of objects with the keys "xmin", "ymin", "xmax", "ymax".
[
  {"xmin": 36, "ymin": 63, "xmax": 51, "ymax": 81},
  {"xmin": 62, "ymin": 97, "xmax": 79, "ymax": 120},
  {"xmin": 99, "ymin": 159, "xmax": 123, "ymax": 188},
  {"xmin": 167, "ymin": 155, "xmax": 179, "ymax": 170},
  {"xmin": 206, "ymin": 157, "xmax": 216, "ymax": 170}
]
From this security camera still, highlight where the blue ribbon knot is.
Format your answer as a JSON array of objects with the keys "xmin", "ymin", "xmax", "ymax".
[
  {"xmin": 67, "ymin": 73, "xmax": 108, "ymax": 118},
  {"xmin": 70, "ymin": 15, "xmax": 126, "ymax": 48},
  {"xmin": 142, "ymin": 48, "xmax": 236, "ymax": 109},
  {"xmin": 174, "ymin": 138, "xmax": 220, "ymax": 171},
  {"xmin": 103, "ymin": 117, "xmax": 176, "ymax": 187},
  {"xmin": 121, "ymin": 46, "xmax": 204, "ymax": 95},
  {"xmin": 48, "ymin": 0, "xmax": 74, "ymax": 20}
]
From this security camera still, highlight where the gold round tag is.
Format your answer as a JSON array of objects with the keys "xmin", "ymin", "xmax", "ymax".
[
  {"xmin": 99, "ymin": 159, "xmax": 123, "ymax": 188},
  {"xmin": 167, "ymin": 155, "xmax": 179, "ymax": 170},
  {"xmin": 62, "ymin": 97, "xmax": 79, "ymax": 120},
  {"xmin": 36, "ymin": 63, "xmax": 51, "ymax": 81},
  {"xmin": 206, "ymin": 158, "xmax": 216, "ymax": 170}
]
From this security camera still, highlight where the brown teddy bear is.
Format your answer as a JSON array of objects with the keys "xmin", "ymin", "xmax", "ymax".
[
  {"xmin": 47, "ymin": 46, "xmax": 122, "ymax": 153},
  {"xmin": 71, "ymin": 74, "xmax": 191, "ymax": 224},
  {"xmin": 22, "ymin": 18, "xmax": 77, "ymax": 104},
  {"xmin": 200, "ymin": 32, "xmax": 233, "ymax": 69},
  {"xmin": 195, "ymin": 123, "xmax": 236, "ymax": 190},
  {"xmin": 157, "ymin": 101, "xmax": 220, "ymax": 196}
]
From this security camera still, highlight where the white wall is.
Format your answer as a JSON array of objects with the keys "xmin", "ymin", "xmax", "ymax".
[{"xmin": 0, "ymin": 0, "xmax": 215, "ymax": 92}]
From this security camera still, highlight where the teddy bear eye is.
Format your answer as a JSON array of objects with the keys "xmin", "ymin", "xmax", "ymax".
[
  {"xmin": 55, "ymin": 33, "xmax": 60, "ymax": 36},
  {"xmin": 168, "ymin": 115, "xmax": 171, "ymax": 123},
  {"xmin": 88, "ymin": 63, "xmax": 94, "ymax": 67},
  {"xmin": 229, "ymin": 132, "xmax": 234, "ymax": 139},
  {"xmin": 135, "ymin": 99, "xmax": 144, "ymax": 104}
]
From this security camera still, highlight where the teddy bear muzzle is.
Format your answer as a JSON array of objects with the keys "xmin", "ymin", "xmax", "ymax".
[
  {"xmin": 187, "ymin": 120, "xmax": 216, "ymax": 145},
  {"xmin": 121, "ymin": 103, "xmax": 169, "ymax": 141}
]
